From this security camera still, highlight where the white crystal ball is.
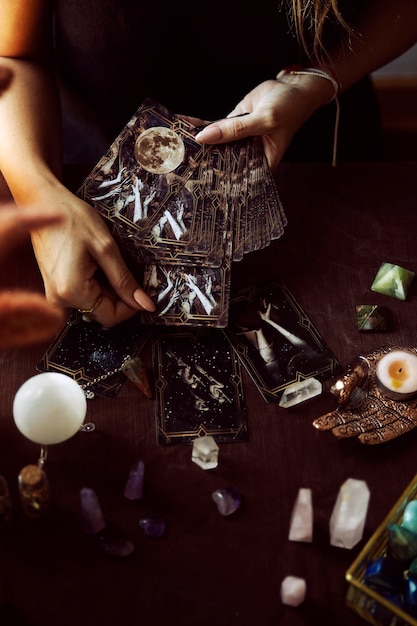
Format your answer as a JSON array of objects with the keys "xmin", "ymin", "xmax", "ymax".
[{"xmin": 13, "ymin": 372, "xmax": 87, "ymax": 444}]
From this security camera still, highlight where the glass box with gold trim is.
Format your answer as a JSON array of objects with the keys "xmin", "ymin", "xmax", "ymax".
[{"xmin": 346, "ymin": 473, "xmax": 417, "ymax": 626}]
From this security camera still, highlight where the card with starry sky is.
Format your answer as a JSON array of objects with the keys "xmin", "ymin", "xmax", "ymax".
[
  {"xmin": 153, "ymin": 328, "xmax": 247, "ymax": 445},
  {"xmin": 37, "ymin": 310, "xmax": 152, "ymax": 398}
]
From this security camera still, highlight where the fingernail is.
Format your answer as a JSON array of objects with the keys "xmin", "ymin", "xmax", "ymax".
[
  {"xmin": 195, "ymin": 125, "xmax": 223, "ymax": 143},
  {"xmin": 133, "ymin": 289, "xmax": 156, "ymax": 311}
]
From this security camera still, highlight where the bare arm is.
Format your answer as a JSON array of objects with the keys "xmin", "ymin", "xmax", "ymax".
[
  {"xmin": 0, "ymin": 0, "xmax": 154, "ymax": 327},
  {"xmin": 195, "ymin": 0, "xmax": 417, "ymax": 169},
  {"xmin": 333, "ymin": 0, "xmax": 417, "ymax": 92}
]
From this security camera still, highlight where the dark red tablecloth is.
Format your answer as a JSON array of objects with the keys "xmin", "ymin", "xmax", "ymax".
[{"xmin": 1, "ymin": 162, "xmax": 417, "ymax": 626}]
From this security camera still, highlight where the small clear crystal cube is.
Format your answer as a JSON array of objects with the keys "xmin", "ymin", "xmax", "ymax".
[{"xmin": 191, "ymin": 435, "xmax": 219, "ymax": 470}]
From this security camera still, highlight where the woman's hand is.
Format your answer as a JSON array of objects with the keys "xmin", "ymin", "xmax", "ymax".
[
  {"xmin": 30, "ymin": 184, "xmax": 155, "ymax": 328},
  {"xmin": 194, "ymin": 74, "xmax": 335, "ymax": 171}
]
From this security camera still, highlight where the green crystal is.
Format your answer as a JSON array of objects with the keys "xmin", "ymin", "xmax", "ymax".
[
  {"xmin": 356, "ymin": 304, "xmax": 391, "ymax": 332},
  {"xmin": 388, "ymin": 524, "xmax": 417, "ymax": 563},
  {"xmin": 371, "ymin": 263, "xmax": 415, "ymax": 301},
  {"xmin": 403, "ymin": 500, "xmax": 417, "ymax": 535}
]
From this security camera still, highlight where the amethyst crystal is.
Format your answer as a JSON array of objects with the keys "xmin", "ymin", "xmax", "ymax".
[
  {"xmin": 124, "ymin": 459, "xmax": 145, "ymax": 500},
  {"xmin": 79, "ymin": 487, "xmax": 106, "ymax": 534},
  {"xmin": 139, "ymin": 517, "xmax": 167, "ymax": 538},
  {"xmin": 211, "ymin": 487, "xmax": 242, "ymax": 516}
]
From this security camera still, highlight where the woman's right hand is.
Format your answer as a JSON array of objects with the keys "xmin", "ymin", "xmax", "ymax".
[{"xmin": 30, "ymin": 183, "xmax": 155, "ymax": 328}]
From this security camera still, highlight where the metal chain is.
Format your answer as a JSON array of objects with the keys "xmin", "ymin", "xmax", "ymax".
[{"xmin": 80, "ymin": 355, "xmax": 131, "ymax": 399}]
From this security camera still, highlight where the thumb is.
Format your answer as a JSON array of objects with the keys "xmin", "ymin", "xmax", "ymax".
[
  {"xmin": 194, "ymin": 112, "xmax": 256, "ymax": 145},
  {"xmin": 97, "ymin": 246, "xmax": 155, "ymax": 312}
]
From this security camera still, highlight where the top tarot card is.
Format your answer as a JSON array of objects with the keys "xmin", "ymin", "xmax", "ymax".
[{"xmin": 78, "ymin": 99, "xmax": 228, "ymax": 268}]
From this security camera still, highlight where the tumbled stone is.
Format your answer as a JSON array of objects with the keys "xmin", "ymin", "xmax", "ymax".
[
  {"xmin": 371, "ymin": 262, "xmax": 415, "ymax": 301},
  {"xmin": 139, "ymin": 517, "xmax": 167, "ymax": 538},
  {"xmin": 124, "ymin": 459, "xmax": 145, "ymax": 500},
  {"xmin": 363, "ymin": 556, "xmax": 404, "ymax": 592},
  {"xmin": 212, "ymin": 487, "xmax": 242, "ymax": 516},
  {"xmin": 80, "ymin": 487, "xmax": 106, "ymax": 534},
  {"xmin": 405, "ymin": 575, "xmax": 417, "ymax": 617},
  {"xmin": 191, "ymin": 435, "xmax": 219, "ymax": 470},
  {"xmin": 402, "ymin": 499, "xmax": 417, "ymax": 535},
  {"xmin": 279, "ymin": 378, "xmax": 322, "ymax": 408},
  {"xmin": 410, "ymin": 557, "xmax": 417, "ymax": 578},
  {"xmin": 288, "ymin": 488, "xmax": 313, "ymax": 543},
  {"xmin": 280, "ymin": 576, "xmax": 307, "ymax": 607},
  {"xmin": 98, "ymin": 527, "xmax": 135, "ymax": 557},
  {"xmin": 370, "ymin": 589, "xmax": 404, "ymax": 626},
  {"xmin": 356, "ymin": 305, "xmax": 391, "ymax": 332},
  {"xmin": 329, "ymin": 478, "xmax": 370, "ymax": 549},
  {"xmin": 387, "ymin": 524, "xmax": 417, "ymax": 563}
]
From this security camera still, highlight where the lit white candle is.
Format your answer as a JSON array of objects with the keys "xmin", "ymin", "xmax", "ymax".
[{"xmin": 375, "ymin": 350, "xmax": 417, "ymax": 401}]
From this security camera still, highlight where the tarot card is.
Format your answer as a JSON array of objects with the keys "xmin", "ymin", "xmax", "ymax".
[
  {"xmin": 78, "ymin": 99, "xmax": 209, "ymax": 266},
  {"xmin": 141, "ymin": 251, "xmax": 232, "ymax": 328},
  {"xmin": 192, "ymin": 144, "xmax": 230, "ymax": 266},
  {"xmin": 76, "ymin": 98, "xmax": 289, "ymax": 334},
  {"xmin": 228, "ymin": 139, "xmax": 249, "ymax": 262},
  {"xmin": 224, "ymin": 281, "xmax": 342, "ymax": 403},
  {"xmin": 153, "ymin": 329, "xmax": 247, "ymax": 445},
  {"xmin": 37, "ymin": 311, "xmax": 152, "ymax": 398}
]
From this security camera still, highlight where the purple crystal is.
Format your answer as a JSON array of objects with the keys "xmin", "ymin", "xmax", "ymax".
[
  {"xmin": 124, "ymin": 459, "xmax": 145, "ymax": 500},
  {"xmin": 80, "ymin": 487, "xmax": 106, "ymax": 534},
  {"xmin": 139, "ymin": 517, "xmax": 167, "ymax": 538},
  {"xmin": 211, "ymin": 488, "xmax": 242, "ymax": 516}
]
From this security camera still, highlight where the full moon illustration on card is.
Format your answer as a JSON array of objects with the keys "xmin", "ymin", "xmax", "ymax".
[{"xmin": 134, "ymin": 126, "xmax": 185, "ymax": 174}]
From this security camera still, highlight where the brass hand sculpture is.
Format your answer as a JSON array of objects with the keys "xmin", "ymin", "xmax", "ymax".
[{"xmin": 313, "ymin": 346, "xmax": 417, "ymax": 444}]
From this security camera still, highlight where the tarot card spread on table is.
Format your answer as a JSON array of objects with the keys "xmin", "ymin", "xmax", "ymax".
[
  {"xmin": 78, "ymin": 99, "xmax": 286, "ymax": 328},
  {"xmin": 224, "ymin": 281, "xmax": 343, "ymax": 403},
  {"xmin": 37, "ymin": 311, "xmax": 152, "ymax": 398},
  {"xmin": 153, "ymin": 330, "xmax": 247, "ymax": 445}
]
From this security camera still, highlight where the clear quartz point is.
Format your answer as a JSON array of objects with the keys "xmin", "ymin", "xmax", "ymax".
[
  {"xmin": 288, "ymin": 488, "xmax": 313, "ymax": 542},
  {"xmin": 329, "ymin": 478, "xmax": 370, "ymax": 549},
  {"xmin": 279, "ymin": 378, "xmax": 322, "ymax": 408},
  {"xmin": 191, "ymin": 435, "xmax": 219, "ymax": 470}
]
